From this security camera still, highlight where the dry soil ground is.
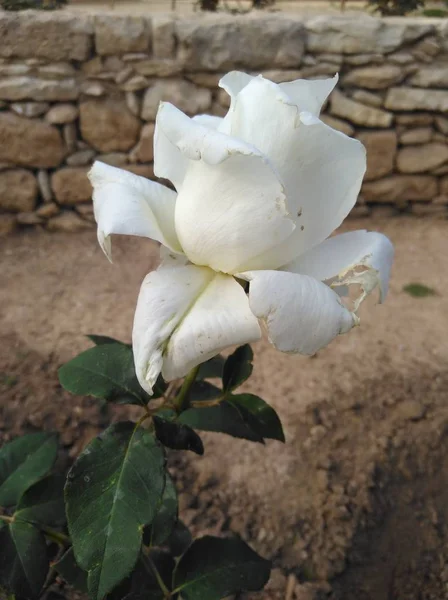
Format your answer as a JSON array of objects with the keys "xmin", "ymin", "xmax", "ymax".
[{"xmin": 1, "ymin": 216, "xmax": 448, "ymax": 600}]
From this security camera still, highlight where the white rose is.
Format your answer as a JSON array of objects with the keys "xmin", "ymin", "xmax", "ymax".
[{"xmin": 89, "ymin": 72, "xmax": 394, "ymax": 395}]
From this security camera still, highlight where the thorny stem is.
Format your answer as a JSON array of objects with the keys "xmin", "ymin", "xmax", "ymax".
[
  {"xmin": 172, "ymin": 364, "xmax": 200, "ymax": 414},
  {"xmin": 142, "ymin": 551, "xmax": 171, "ymax": 598}
]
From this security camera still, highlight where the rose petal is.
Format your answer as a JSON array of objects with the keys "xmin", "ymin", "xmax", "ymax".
[
  {"xmin": 238, "ymin": 269, "xmax": 357, "ymax": 355},
  {"xmin": 89, "ymin": 161, "xmax": 181, "ymax": 261},
  {"xmin": 284, "ymin": 230, "xmax": 394, "ymax": 308}
]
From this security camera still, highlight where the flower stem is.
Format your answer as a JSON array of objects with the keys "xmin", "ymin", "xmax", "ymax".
[
  {"xmin": 39, "ymin": 525, "xmax": 71, "ymax": 546},
  {"xmin": 141, "ymin": 551, "xmax": 171, "ymax": 598},
  {"xmin": 0, "ymin": 514, "xmax": 13, "ymax": 523},
  {"xmin": 173, "ymin": 364, "xmax": 200, "ymax": 414}
]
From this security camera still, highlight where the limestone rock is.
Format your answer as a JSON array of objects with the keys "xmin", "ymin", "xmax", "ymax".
[
  {"xmin": 125, "ymin": 91, "xmax": 141, "ymax": 117},
  {"xmin": 38, "ymin": 62, "xmax": 76, "ymax": 79},
  {"xmin": 399, "ymin": 127, "xmax": 433, "ymax": 145},
  {"xmin": 45, "ymin": 104, "xmax": 79, "ymax": 125},
  {"xmin": 176, "ymin": 15, "xmax": 305, "ymax": 71},
  {"xmin": 130, "ymin": 123, "xmax": 155, "ymax": 163},
  {"xmin": 330, "ymin": 89, "xmax": 393, "ymax": 128},
  {"xmin": 63, "ymin": 123, "xmax": 78, "ymax": 153},
  {"xmin": 80, "ymin": 81, "xmax": 106, "ymax": 97},
  {"xmin": 152, "ymin": 16, "xmax": 176, "ymax": 59},
  {"xmin": 17, "ymin": 212, "xmax": 43, "ymax": 226},
  {"xmin": 397, "ymin": 143, "xmax": 448, "ymax": 174},
  {"xmin": 320, "ymin": 114, "xmax": 354, "ymax": 136},
  {"xmin": 11, "ymin": 102, "xmax": 49, "ymax": 118},
  {"xmin": 305, "ymin": 15, "xmax": 432, "ymax": 54},
  {"xmin": 124, "ymin": 164, "xmax": 154, "ymax": 179},
  {"xmin": 37, "ymin": 170, "xmax": 53, "ymax": 202},
  {"xmin": 409, "ymin": 66, "xmax": 448, "ymax": 88},
  {"xmin": 0, "ymin": 63, "xmax": 31, "ymax": 76},
  {"xmin": 0, "ymin": 214, "xmax": 17, "ymax": 236},
  {"xmin": 115, "ymin": 67, "xmax": 133, "ymax": 85},
  {"xmin": 260, "ymin": 69, "xmax": 303, "ymax": 84},
  {"xmin": 351, "ymin": 90, "xmax": 383, "ymax": 108},
  {"xmin": 36, "ymin": 202, "xmax": 60, "ymax": 218},
  {"xmin": 132, "ymin": 59, "xmax": 182, "ymax": 78},
  {"xmin": 0, "ymin": 169, "xmax": 37, "ymax": 212},
  {"xmin": 440, "ymin": 176, "xmax": 448, "ymax": 195},
  {"xmin": 362, "ymin": 175, "xmax": 437, "ymax": 202},
  {"xmin": 344, "ymin": 53, "xmax": 383, "ymax": 65},
  {"xmin": 388, "ymin": 51, "xmax": 414, "ymax": 65},
  {"xmin": 95, "ymin": 16, "xmax": 150, "ymax": 56},
  {"xmin": 343, "ymin": 65, "xmax": 403, "ymax": 90},
  {"xmin": 66, "ymin": 149, "xmax": 96, "ymax": 167},
  {"xmin": 357, "ymin": 130, "xmax": 397, "ymax": 181},
  {"xmin": 412, "ymin": 37, "xmax": 441, "ymax": 62},
  {"xmin": 435, "ymin": 116, "xmax": 448, "ymax": 135},
  {"xmin": 120, "ymin": 75, "xmax": 150, "ymax": 92},
  {"xmin": 385, "ymin": 87, "xmax": 448, "ymax": 112},
  {"xmin": 46, "ymin": 211, "xmax": 92, "ymax": 232},
  {"xmin": 411, "ymin": 203, "xmax": 447, "ymax": 217},
  {"xmin": 0, "ymin": 77, "xmax": 78, "ymax": 102},
  {"xmin": 141, "ymin": 80, "xmax": 212, "ymax": 121},
  {"xmin": 0, "ymin": 12, "xmax": 93, "ymax": 61},
  {"xmin": 0, "ymin": 113, "xmax": 65, "ymax": 168},
  {"xmin": 51, "ymin": 168, "xmax": 92, "ymax": 205},
  {"xmin": 80, "ymin": 99, "xmax": 141, "ymax": 152},
  {"xmin": 217, "ymin": 88, "xmax": 231, "ymax": 109},
  {"xmin": 396, "ymin": 113, "xmax": 433, "ymax": 126},
  {"xmin": 97, "ymin": 153, "xmax": 128, "ymax": 167}
]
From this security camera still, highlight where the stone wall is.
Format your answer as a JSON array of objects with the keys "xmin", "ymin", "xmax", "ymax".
[{"xmin": 0, "ymin": 11, "xmax": 447, "ymax": 234}]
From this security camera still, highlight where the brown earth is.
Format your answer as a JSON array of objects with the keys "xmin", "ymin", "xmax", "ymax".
[{"xmin": 1, "ymin": 217, "xmax": 448, "ymax": 600}]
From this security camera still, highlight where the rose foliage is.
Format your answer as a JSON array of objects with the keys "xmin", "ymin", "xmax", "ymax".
[{"xmin": 0, "ymin": 72, "xmax": 393, "ymax": 600}]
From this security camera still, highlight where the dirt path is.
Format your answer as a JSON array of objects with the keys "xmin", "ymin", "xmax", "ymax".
[{"xmin": 1, "ymin": 217, "xmax": 448, "ymax": 600}]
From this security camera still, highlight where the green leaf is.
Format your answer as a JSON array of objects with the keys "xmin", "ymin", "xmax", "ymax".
[
  {"xmin": 111, "ymin": 551, "xmax": 174, "ymax": 600},
  {"xmin": 58, "ymin": 344, "xmax": 147, "ymax": 406},
  {"xmin": 144, "ymin": 474, "xmax": 178, "ymax": 547},
  {"xmin": 15, "ymin": 474, "xmax": 66, "ymax": 527},
  {"xmin": 187, "ymin": 381, "xmax": 222, "ymax": 404},
  {"xmin": 197, "ymin": 356, "xmax": 225, "ymax": 380},
  {"xmin": 173, "ymin": 536, "xmax": 271, "ymax": 600},
  {"xmin": 403, "ymin": 283, "xmax": 437, "ymax": 298},
  {"xmin": 222, "ymin": 345, "xmax": 253, "ymax": 392},
  {"xmin": 153, "ymin": 417, "xmax": 204, "ymax": 456},
  {"xmin": 178, "ymin": 402, "xmax": 264, "ymax": 443},
  {"xmin": 229, "ymin": 394, "xmax": 285, "ymax": 443},
  {"xmin": 54, "ymin": 548, "xmax": 88, "ymax": 593},
  {"xmin": 85, "ymin": 337, "xmax": 168, "ymax": 399},
  {"xmin": 166, "ymin": 521, "xmax": 192, "ymax": 557},
  {"xmin": 65, "ymin": 421, "xmax": 166, "ymax": 600},
  {"xmin": 87, "ymin": 335, "xmax": 131, "ymax": 347},
  {"xmin": 0, "ymin": 432, "xmax": 58, "ymax": 507},
  {"xmin": 0, "ymin": 521, "xmax": 49, "ymax": 599}
]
